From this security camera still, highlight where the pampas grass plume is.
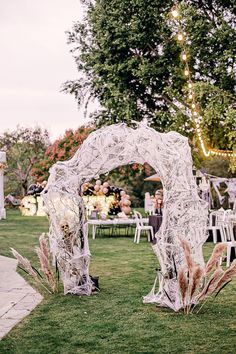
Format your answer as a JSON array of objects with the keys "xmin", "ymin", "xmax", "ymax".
[
  {"xmin": 11, "ymin": 248, "xmax": 38, "ymax": 279},
  {"xmin": 178, "ymin": 266, "xmax": 188, "ymax": 306},
  {"xmin": 39, "ymin": 233, "xmax": 49, "ymax": 260},
  {"xmin": 197, "ymin": 267, "xmax": 223, "ymax": 301},
  {"xmin": 36, "ymin": 246, "xmax": 56, "ymax": 292},
  {"xmin": 205, "ymin": 243, "xmax": 226, "ymax": 274},
  {"xmin": 180, "ymin": 238, "xmax": 194, "ymax": 274},
  {"xmin": 190, "ymin": 266, "xmax": 204, "ymax": 300},
  {"xmin": 215, "ymin": 260, "xmax": 236, "ymax": 292}
]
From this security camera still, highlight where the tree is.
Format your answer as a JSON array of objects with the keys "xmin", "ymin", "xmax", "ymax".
[
  {"xmin": 0, "ymin": 127, "xmax": 50, "ymax": 196},
  {"xmin": 32, "ymin": 126, "xmax": 92, "ymax": 182},
  {"xmin": 63, "ymin": 0, "xmax": 236, "ymax": 163}
]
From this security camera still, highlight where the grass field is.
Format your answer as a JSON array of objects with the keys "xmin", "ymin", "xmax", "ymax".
[{"xmin": 0, "ymin": 209, "xmax": 235, "ymax": 354}]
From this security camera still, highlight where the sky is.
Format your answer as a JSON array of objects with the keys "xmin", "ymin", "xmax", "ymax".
[{"xmin": 0, "ymin": 0, "xmax": 95, "ymax": 141}]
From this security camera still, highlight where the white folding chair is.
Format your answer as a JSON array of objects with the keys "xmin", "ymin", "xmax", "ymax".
[
  {"xmin": 207, "ymin": 209, "xmax": 225, "ymax": 243},
  {"xmin": 224, "ymin": 220, "xmax": 236, "ymax": 267},
  {"xmin": 133, "ymin": 210, "xmax": 154, "ymax": 244}
]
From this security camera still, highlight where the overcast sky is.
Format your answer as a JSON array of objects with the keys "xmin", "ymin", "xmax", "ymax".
[{"xmin": 0, "ymin": 0, "xmax": 95, "ymax": 141}]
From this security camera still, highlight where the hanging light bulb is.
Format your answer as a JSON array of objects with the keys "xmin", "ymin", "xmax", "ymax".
[
  {"xmin": 188, "ymin": 82, "xmax": 192, "ymax": 89},
  {"xmin": 177, "ymin": 33, "xmax": 184, "ymax": 41},
  {"xmin": 188, "ymin": 93, "xmax": 193, "ymax": 100},
  {"xmin": 184, "ymin": 69, "xmax": 189, "ymax": 76},
  {"xmin": 192, "ymin": 103, "xmax": 196, "ymax": 109},
  {"xmin": 182, "ymin": 53, "xmax": 187, "ymax": 61},
  {"xmin": 171, "ymin": 8, "xmax": 179, "ymax": 18}
]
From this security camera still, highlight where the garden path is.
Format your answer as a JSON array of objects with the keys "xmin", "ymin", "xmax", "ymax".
[{"xmin": 0, "ymin": 255, "xmax": 42, "ymax": 340}]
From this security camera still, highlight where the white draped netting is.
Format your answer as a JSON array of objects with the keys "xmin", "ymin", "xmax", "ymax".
[{"xmin": 42, "ymin": 123, "xmax": 208, "ymax": 310}]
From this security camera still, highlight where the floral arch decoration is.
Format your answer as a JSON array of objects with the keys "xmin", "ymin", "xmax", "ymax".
[{"xmin": 42, "ymin": 123, "xmax": 208, "ymax": 311}]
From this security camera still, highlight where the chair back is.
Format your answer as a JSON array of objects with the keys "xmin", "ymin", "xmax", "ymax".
[
  {"xmin": 219, "ymin": 219, "xmax": 235, "ymax": 242},
  {"xmin": 219, "ymin": 223, "xmax": 228, "ymax": 242},
  {"xmin": 215, "ymin": 209, "xmax": 225, "ymax": 226},
  {"xmin": 133, "ymin": 210, "xmax": 144, "ymax": 227},
  {"xmin": 208, "ymin": 211, "xmax": 215, "ymax": 226}
]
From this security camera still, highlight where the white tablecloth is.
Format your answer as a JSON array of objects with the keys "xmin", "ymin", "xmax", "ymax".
[{"xmin": 87, "ymin": 218, "xmax": 148, "ymax": 239}]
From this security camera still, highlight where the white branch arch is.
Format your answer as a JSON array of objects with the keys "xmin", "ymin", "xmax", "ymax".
[{"xmin": 42, "ymin": 123, "xmax": 208, "ymax": 310}]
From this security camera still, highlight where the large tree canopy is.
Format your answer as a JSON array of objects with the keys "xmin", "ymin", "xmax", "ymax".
[
  {"xmin": 32, "ymin": 127, "xmax": 92, "ymax": 182},
  {"xmin": 63, "ymin": 0, "xmax": 236, "ymax": 156},
  {"xmin": 0, "ymin": 127, "xmax": 50, "ymax": 196}
]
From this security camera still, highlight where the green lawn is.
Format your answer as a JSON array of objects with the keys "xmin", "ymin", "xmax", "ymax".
[{"xmin": 0, "ymin": 210, "xmax": 235, "ymax": 354}]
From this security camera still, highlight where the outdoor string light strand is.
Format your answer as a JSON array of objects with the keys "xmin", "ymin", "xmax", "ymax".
[{"xmin": 170, "ymin": 3, "xmax": 236, "ymax": 159}]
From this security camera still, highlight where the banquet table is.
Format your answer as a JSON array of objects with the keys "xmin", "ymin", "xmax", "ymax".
[{"xmin": 87, "ymin": 217, "xmax": 149, "ymax": 239}]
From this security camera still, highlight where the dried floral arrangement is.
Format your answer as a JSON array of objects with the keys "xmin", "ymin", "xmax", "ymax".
[
  {"xmin": 11, "ymin": 233, "xmax": 59, "ymax": 294},
  {"xmin": 177, "ymin": 240, "xmax": 236, "ymax": 314}
]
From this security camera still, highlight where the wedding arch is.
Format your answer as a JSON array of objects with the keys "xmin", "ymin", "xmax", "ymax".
[{"xmin": 42, "ymin": 123, "xmax": 208, "ymax": 311}]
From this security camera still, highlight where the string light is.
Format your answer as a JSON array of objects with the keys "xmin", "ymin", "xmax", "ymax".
[
  {"xmin": 171, "ymin": 9, "xmax": 179, "ymax": 18},
  {"xmin": 171, "ymin": 3, "xmax": 235, "ymax": 160},
  {"xmin": 177, "ymin": 33, "xmax": 184, "ymax": 41}
]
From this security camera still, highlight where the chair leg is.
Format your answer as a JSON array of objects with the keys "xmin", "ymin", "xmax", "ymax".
[
  {"xmin": 219, "ymin": 229, "xmax": 225, "ymax": 243},
  {"xmin": 212, "ymin": 229, "xmax": 217, "ymax": 244},
  {"xmin": 219, "ymin": 227, "xmax": 226, "ymax": 242},
  {"xmin": 110, "ymin": 226, "xmax": 113, "ymax": 237},
  {"xmin": 92, "ymin": 225, "xmax": 97, "ymax": 240},
  {"xmin": 136, "ymin": 229, "xmax": 141, "ymax": 244},
  {"xmin": 134, "ymin": 228, "xmax": 137, "ymax": 243},
  {"xmin": 226, "ymin": 244, "xmax": 231, "ymax": 267},
  {"xmin": 150, "ymin": 228, "xmax": 154, "ymax": 242}
]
